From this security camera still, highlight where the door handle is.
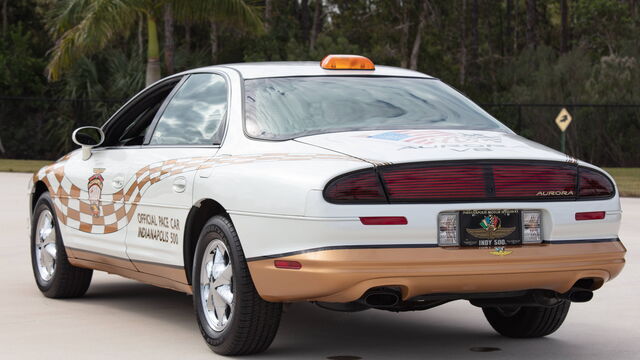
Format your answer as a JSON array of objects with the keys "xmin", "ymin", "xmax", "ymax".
[
  {"xmin": 112, "ymin": 176, "xmax": 124, "ymax": 190},
  {"xmin": 173, "ymin": 176, "xmax": 187, "ymax": 193}
]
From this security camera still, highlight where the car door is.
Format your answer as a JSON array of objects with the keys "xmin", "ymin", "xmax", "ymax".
[
  {"xmin": 60, "ymin": 77, "xmax": 183, "ymax": 267},
  {"xmin": 121, "ymin": 72, "xmax": 229, "ymax": 280},
  {"xmin": 58, "ymin": 147, "xmax": 137, "ymax": 265}
]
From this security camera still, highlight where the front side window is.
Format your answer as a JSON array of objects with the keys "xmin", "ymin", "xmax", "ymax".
[
  {"xmin": 102, "ymin": 78, "xmax": 180, "ymax": 147},
  {"xmin": 245, "ymin": 76, "xmax": 507, "ymax": 140},
  {"xmin": 150, "ymin": 73, "xmax": 228, "ymax": 145}
]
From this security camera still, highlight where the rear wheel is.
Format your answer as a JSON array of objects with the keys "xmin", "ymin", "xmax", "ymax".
[
  {"xmin": 482, "ymin": 301, "xmax": 571, "ymax": 338},
  {"xmin": 30, "ymin": 192, "xmax": 93, "ymax": 298},
  {"xmin": 192, "ymin": 215, "xmax": 282, "ymax": 355}
]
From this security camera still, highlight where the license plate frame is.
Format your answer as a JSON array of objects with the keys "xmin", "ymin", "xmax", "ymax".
[{"xmin": 459, "ymin": 209, "xmax": 522, "ymax": 247}]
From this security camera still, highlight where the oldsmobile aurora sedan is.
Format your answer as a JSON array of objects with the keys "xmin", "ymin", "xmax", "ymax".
[{"xmin": 29, "ymin": 55, "xmax": 626, "ymax": 355}]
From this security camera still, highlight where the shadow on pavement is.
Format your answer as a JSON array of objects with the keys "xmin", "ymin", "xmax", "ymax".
[{"xmin": 70, "ymin": 280, "xmax": 573, "ymax": 360}]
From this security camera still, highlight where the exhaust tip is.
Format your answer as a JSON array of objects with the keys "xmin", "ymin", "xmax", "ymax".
[
  {"xmin": 569, "ymin": 290, "xmax": 593, "ymax": 303},
  {"xmin": 363, "ymin": 291, "xmax": 400, "ymax": 308}
]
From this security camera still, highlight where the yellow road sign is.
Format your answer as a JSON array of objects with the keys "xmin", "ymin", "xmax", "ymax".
[{"xmin": 555, "ymin": 108, "xmax": 572, "ymax": 132}]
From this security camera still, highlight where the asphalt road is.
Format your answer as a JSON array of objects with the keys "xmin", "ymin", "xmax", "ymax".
[{"xmin": 1, "ymin": 172, "xmax": 638, "ymax": 360}]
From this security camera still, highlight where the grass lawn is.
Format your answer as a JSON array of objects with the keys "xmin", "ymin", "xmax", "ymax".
[
  {"xmin": 1, "ymin": 159, "xmax": 637, "ymax": 197},
  {"xmin": 604, "ymin": 168, "xmax": 640, "ymax": 197},
  {"xmin": 0, "ymin": 159, "xmax": 51, "ymax": 173}
]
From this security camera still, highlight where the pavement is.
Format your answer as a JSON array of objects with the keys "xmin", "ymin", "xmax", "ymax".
[{"xmin": 1, "ymin": 171, "xmax": 638, "ymax": 359}]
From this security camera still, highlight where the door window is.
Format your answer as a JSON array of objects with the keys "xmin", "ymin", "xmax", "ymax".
[
  {"xmin": 150, "ymin": 74, "xmax": 228, "ymax": 145},
  {"xmin": 101, "ymin": 78, "xmax": 182, "ymax": 147}
]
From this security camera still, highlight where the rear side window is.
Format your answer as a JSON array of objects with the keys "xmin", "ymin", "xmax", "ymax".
[{"xmin": 150, "ymin": 73, "xmax": 227, "ymax": 145}]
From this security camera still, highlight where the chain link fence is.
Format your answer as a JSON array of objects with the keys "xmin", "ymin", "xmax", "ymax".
[
  {"xmin": 482, "ymin": 103, "xmax": 640, "ymax": 167},
  {"xmin": 482, "ymin": 103, "xmax": 640, "ymax": 196},
  {"xmin": 0, "ymin": 96, "xmax": 123, "ymax": 160},
  {"xmin": 483, "ymin": 104, "xmax": 640, "ymax": 167},
  {"xmin": 1, "ymin": 97, "xmax": 639, "ymax": 168}
]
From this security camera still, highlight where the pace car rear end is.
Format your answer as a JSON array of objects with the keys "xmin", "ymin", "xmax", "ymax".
[
  {"xmin": 228, "ymin": 55, "xmax": 625, "ymax": 338},
  {"xmin": 246, "ymin": 152, "xmax": 625, "ymax": 307}
]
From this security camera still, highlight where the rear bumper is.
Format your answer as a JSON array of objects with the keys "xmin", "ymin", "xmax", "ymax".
[{"xmin": 247, "ymin": 239, "xmax": 626, "ymax": 302}]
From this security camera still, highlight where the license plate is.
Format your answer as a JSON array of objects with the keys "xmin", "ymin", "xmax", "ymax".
[{"xmin": 459, "ymin": 209, "xmax": 522, "ymax": 247}]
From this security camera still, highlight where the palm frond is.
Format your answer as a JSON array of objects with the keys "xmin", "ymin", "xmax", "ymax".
[
  {"xmin": 47, "ymin": 0, "xmax": 94, "ymax": 35},
  {"xmin": 46, "ymin": 0, "xmax": 139, "ymax": 81},
  {"xmin": 106, "ymin": 50, "xmax": 145, "ymax": 98}
]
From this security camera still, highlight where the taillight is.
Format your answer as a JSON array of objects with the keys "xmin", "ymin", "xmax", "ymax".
[
  {"xmin": 493, "ymin": 165, "xmax": 576, "ymax": 199},
  {"xmin": 323, "ymin": 169, "xmax": 387, "ymax": 203},
  {"xmin": 324, "ymin": 162, "xmax": 615, "ymax": 204},
  {"xmin": 578, "ymin": 167, "xmax": 615, "ymax": 198},
  {"xmin": 380, "ymin": 165, "xmax": 486, "ymax": 202},
  {"xmin": 360, "ymin": 216, "xmax": 408, "ymax": 225},
  {"xmin": 575, "ymin": 211, "xmax": 606, "ymax": 221}
]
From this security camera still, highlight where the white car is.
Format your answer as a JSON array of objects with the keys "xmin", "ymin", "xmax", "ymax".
[{"xmin": 29, "ymin": 55, "xmax": 626, "ymax": 355}]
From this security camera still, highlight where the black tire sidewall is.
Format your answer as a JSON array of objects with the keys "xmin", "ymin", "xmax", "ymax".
[
  {"xmin": 483, "ymin": 301, "xmax": 571, "ymax": 338},
  {"xmin": 192, "ymin": 216, "xmax": 243, "ymax": 347},
  {"xmin": 30, "ymin": 192, "xmax": 64, "ymax": 293}
]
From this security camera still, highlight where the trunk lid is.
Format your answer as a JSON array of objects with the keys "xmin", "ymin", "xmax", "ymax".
[{"xmin": 295, "ymin": 129, "xmax": 571, "ymax": 165}]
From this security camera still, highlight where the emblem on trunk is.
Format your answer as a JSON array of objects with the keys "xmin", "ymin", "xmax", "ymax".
[
  {"xmin": 536, "ymin": 190, "xmax": 574, "ymax": 196},
  {"xmin": 489, "ymin": 247, "xmax": 512, "ymax": 256}
]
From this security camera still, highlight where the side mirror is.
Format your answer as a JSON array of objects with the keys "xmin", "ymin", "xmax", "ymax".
[{"xmin": 72, "ymin": 126, "xmax": 105, "ymax": 161}]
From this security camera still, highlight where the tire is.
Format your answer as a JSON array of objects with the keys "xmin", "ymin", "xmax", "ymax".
[
  {"xmin": 192, "ymin": 215, "xmax": 282, "ymax": 355},
  {"xmin": 482, "ymin": 301, "xmax": 571, "ymax": 338},
  {"xmin": 31, "ymin": 192, "xmax": 93, "ymax": 298}
]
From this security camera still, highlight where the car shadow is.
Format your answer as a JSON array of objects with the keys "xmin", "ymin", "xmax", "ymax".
[
  {"xmin": 71, "ymin": 279, "xmax": 197, "ymax": 333},
  {"xmin": 65, "ymin": 279, "xmax": 584, "ymax": 360},
  {"xmin": 263, "ymin": 302, "xmax": 571, "ymax": 360}
]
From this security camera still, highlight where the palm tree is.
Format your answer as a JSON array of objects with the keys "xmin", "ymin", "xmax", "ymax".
[{"xmin": 46, "ymin": 0, "xmax": 263, "ymax": 86}]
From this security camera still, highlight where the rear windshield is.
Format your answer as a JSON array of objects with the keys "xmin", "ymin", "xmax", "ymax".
[{"xmin": 244, "ymin": 76, "xmax": 506, "ymax": 140}]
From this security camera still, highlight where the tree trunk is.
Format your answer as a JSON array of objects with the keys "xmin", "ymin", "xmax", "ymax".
[
  {"xmin": 265, "ymin": 0, "xmax": 273, "ymax": 31},
  {"xmin": 146, "ymin": 15, "xmax": 161, "ymax": 86},
  {"xmin": 399, "ymin": 1, "xmax": 409, "ymax": 68},
  {"xmin": 513, "ymin": 0, "xmax": 518, "ymax": 53},
  {"xmin": 459, "ymin": 0, "xmax": 467, "ymax": 85},
  {"xmin": 410, "ymin": 0, "xmax": 429, "ymax": 71},
  {"xmin": 560, "ymin": 0, "xmax": 568, "ymax": 53},
  {"xmin": 185, "ymin": 20, "xmax": 192, "ymax": 52},
  {"xmin": 525, "ymin": 0, "xmax": 537, "ymax": 48},
  {"xmin": 633, "ymin": 0, "xmax": 639, "ymax": 37},
  {"xmin": 138, "ymin": 14, "xmax": 144, "ymax": 58},
  {"xmin": 309, "ymin": 0, "xmax": 323, "ymax": 51},
  {"xmin": 486, "ymin": 0, "xmax": 500, "ymax": 94},
  {"xmin": 2, "ymin": 0, "xmax": 7, "ymax": 38},
  {"xmin": 505, "ymin": 0, "xmax": 513, "ymax": 55},
  {"xmin": 470, "ymin": 0, "xmax": 479, "ymax": 65},
  {"xmin": 210, "ymin": 21, "xmax": 218, "ymax": 64},
  {"xmin": 300, "ymin": 0, "xmax": 311, "ymax": 43},
  {"xmin": 163, "ymin": 3, "xmax": 175, "ymax": 75}
]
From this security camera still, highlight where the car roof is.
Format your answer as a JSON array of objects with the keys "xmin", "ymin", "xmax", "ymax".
[{"xmin": 188, "ymin": 61, "xmax": 434, "ymax": 80}]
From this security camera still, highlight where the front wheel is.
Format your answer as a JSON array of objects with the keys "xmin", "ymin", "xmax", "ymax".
[
  {"xmin": 30, "ymin": 192, "xmax": 93, "ymax": 298},
  {"xmin": 482, "ymin": 301, "xmax": 571, "ymax": 338},
  {"xmin": 192, "ymin": 215, "xmax": 282, "ymax": 355}
]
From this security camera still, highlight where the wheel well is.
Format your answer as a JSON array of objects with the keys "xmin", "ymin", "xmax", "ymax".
[
  {"xmin": 183, "ymin": 199, "xmax": 228, "ymax": 284},
  {"xmin": 32, "ymin": 181, "xmax": 49, "ymax": 212}
]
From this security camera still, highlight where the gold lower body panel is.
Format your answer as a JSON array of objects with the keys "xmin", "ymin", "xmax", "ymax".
[
  {"xmin": 247, "ymin": 241, "xmax": 626, "ymax": 303},
  {"xmin": 66, "ymin": 248, "xmax": 192, "ymax": 294}
]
